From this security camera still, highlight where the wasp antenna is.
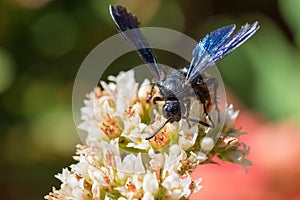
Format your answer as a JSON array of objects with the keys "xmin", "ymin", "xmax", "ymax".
[{"xmin": 145, "ymin": 118, "xmax": 172, "ymax": 140}]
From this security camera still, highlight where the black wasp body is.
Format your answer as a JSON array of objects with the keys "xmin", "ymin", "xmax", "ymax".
[
  {"xmin": 152, "ymin": 69, "xmax": 214, "ymax": 137},
  {"xmin": 110, "ymin": 5, "xmax": 259, "ymax": 140}
]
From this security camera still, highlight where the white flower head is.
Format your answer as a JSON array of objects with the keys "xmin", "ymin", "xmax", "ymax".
[{"xmin": 46, "ymin": 70, "xmax": 251, "ymax": 200}]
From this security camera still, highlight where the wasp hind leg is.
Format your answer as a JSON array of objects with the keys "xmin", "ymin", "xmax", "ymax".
[
  {"xmin": 183, "ymin": 98, "xmax": 213, "ymax": 129},
  {"xmin": 184, "ymin": 98, "xmax": 192, "ymax": 128},
  {"xmin": 182, "ymin": 116, "xmax": 212, "ymax": 128},
  {"xmin": 197, "ymin": 90, "xmax": 215, "ymax": 128},
  {"xmin": 205, "ymin": 77, "xmax": 220, "ymax": 122}
]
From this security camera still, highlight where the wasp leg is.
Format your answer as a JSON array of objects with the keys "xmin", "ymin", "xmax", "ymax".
[
  {"xmin": 182, "ymin": 116, "xmax": 212, "ymax": 128},
  {"xmin": 183, "ymin": 98, "xmax": 192, "ymax": 128},
  {"xmin": 205, "ymin": 77, "xmax": 220, "ymax": 122},
  {"xmin": 152, "ymin": 96, "xmax": 163, "ymax": 112},
  {"xmin": 197, "ymin": 90, "xmax": 215, "ymax": 128},
  {"xmin": 146, "ymin": 82, "xmax": 156, "ymax": 103}
]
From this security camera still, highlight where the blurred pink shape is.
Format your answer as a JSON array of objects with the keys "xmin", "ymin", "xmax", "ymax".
[{"xmin": 191, "ymin": 110, "xmax": 300, "ymax": 200}]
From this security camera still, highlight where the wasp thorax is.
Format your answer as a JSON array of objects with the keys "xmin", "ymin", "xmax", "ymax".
[{"xmin": 161, "ymin": 72, "xmax": 185, "ymax": 95}]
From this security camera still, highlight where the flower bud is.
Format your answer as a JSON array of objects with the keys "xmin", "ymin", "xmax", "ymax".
[{"xmin": 200, "ymin": 137, "xmax": 215, "ymax": 151}]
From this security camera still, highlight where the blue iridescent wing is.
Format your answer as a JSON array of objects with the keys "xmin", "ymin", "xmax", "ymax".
[
  {"xmin": 110, "ymin": 5, "xmax": 164, "ymax": 81},
  {"xmin": 186, "ymin": 22, "xmax": 259, "ymax": 82},
  {"xmin": 186, "ymin": 25, "xmax": 236, "ymax": 79}
]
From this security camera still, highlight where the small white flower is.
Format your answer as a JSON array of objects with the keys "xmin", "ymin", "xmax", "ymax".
[
  {"xmin": 189, "ymin": 151, "xmax": 207, "ymax": 163},
  {"xmin": 100, "ymin": 80, "xmax": 116, "ymax": 98},
  {"xmin": 142, "ymin": 192, "xmax": 155, "ymax": 200},
  {"xmin": 112, "ymin": 70, "xmax": 139, "ymax": 116},
  {"xmin": 191, "ymin": 178, "xmax": 203, "ymax": 193},
  {"xmin": 115, "ymin": 153, "xmax": 145, "ymax": 179},
  {"xmin": 188, "ymin": 99, "xmax": 204, "ymax": 119},
  {"xmin": 224, "ymin": 143, "xmax": 252, "ymax": 173},
  {"xmin": 115, "ymin": 174, "xmax": 143, "ymax": 200},
  {"xmin": 161, "ymin": 171, "xmax": 191, "ymax": 199},
  {"xmin": 88, "ymin": 165, "xmax": 114, "ymax": 187},
  {"xmin": 78, "ymin": 120, "xmax": 106, "ymax": 147},
  {"xmin": 143, "ymin": 172, "xmax": 159, "ymax": 195},
  {"xmin": 101, "ymin": 138, "xmax": 120, "ymax": 166},
  {"xmin": 131, "ymin": 102, "xmax": 144, "ymax": 117},
  {"xmin": 98, "ymin": 99, "xmax": 115, "ymax": 120},
  {"xmin": 181, "ymin": 176, "xmax": 192, "ymax": 198},
  {"xmin": 148, "ymin": 148, "xmax": 164, "ymax": 169},
  {"xmin": 224, "ymin": 104, "xmax": 239, "ymax": 126},
  {"xmin": 122, "ymin": 115, "xmax": 146, "ymax": 142},
  {"xmin": 54, "ymin": 168, "xmax": 90, "ymax": 200},
  {"xmin": 104, "ymin": 195, "xmax": 112, "ymax": 200},
  {"xmin": 138, "ymin": 79, "xmax": 151, "ymax": 99},
  {"xmin": 71, "ymin": 154, "xmax": 91, "ymax": 179},
  {"xmin": 163, "ymin": 145, "xmax": 184, "ymax": 171},
  {"xmin": 178, "ymin": 120, "xmax": 198, "ymax": 150}
]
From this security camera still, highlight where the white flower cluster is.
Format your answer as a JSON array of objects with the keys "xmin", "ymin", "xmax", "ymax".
[{"xmin": 45, "ymin": 70, "xmax": 251, "ymax": 200}]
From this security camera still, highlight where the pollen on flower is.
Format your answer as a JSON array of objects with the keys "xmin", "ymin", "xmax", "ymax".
[
  {"xmin": 84, "ymin": 180, "xmax": 92, "ymax": 192},
  {"xmin": 126, "ymin": 181, "xmax": 137, "ymax": 192},
  {"xmin": 86, "ymin": 87, "xmax": 107, "ymax": 99},
  {"xmin": 104, "ymin": 174, "xmax": 112, "ymax": 185},
  {"xmin": 100, "ymin": 113, "xmax": 121, "ymax": 138},
  {"xmin": 149, "ymin": 128, "xmax": 169, "ymax": 148},
  {"xmin": 179, "ymin": 155, "xmax": 201, "ymax": 175},
  {"xmin": 94, "ymin": 87, "xmax": 102, "ymax": 98},
  {"xmin": 223, "ymin": 136, "xmax": 238, "ymax": 146},
  {"xmin": 105, "ymin": 150, "xmax": 117, "ymax": 167},
  {"xmin": 189, "ymin": 179, "xmax": 202, "ymax": 194},
  {"xmin": 126, "ymin": 106, "xmax": 136, "ymax": 118}
]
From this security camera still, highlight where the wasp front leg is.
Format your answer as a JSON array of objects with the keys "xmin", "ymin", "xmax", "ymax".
[
  {"xmin": 152, "ymin": 96, "xmax": 164, "ymax": 113},
  {"xmin": 146, "ymin": 82, "xmax": 156, "ymax": 103}
]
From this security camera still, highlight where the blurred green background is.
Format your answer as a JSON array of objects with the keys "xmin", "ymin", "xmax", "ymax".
[{"xmin": 0, "ymin": 0, "xmax": 300, "ymax": 199}]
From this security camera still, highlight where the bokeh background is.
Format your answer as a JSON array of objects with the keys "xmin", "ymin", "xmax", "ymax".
[{"xmin": 1, "ymin": 0, "xmax": 300, "ymax": 199}]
